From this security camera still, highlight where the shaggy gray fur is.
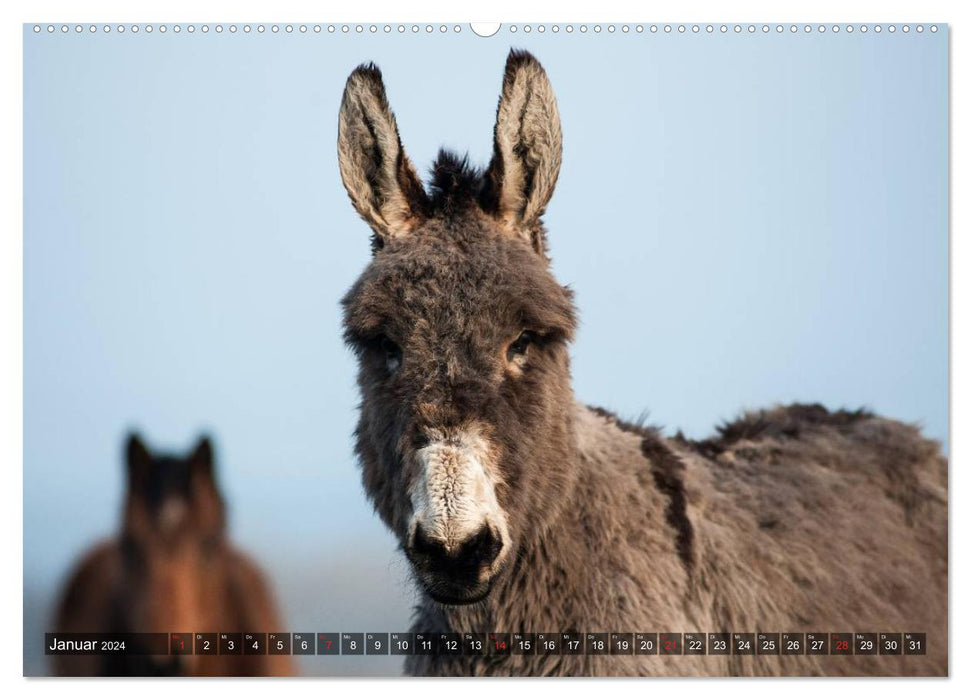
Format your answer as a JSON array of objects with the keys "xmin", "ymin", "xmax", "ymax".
[{"xmin": 337, "ymin": 50, "xmax": 947, "ymax": 677}]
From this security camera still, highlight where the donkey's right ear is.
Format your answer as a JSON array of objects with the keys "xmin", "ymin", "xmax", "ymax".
[{"xmin": 338, "ymin": 63, "xmax": 429, "ymax": 250}]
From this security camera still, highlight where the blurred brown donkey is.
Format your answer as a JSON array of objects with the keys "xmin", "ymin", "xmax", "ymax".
[{"xmin": 52, "ymin": 435, "xmax": 291, "ymax": 676}]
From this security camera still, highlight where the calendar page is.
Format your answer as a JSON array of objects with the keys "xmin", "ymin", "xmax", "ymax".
[{"xmin": 23, "ymin": 19, "xmax": 948, "ymax": 678}]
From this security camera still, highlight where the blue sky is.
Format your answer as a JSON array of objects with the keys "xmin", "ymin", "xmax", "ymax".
[{"xmin": 23, "ymin": 25, "xmax": 947, "ymax": 673}]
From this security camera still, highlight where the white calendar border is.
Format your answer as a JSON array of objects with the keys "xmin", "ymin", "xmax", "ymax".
[{"xmin": 2, "ymin": 0, "xmax": 965, "ymax": 698}]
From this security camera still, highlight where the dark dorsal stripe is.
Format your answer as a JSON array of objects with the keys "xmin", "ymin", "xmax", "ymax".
[
  {"xmin": 588, "ymin": 406, "xmax": 695, "ymax": 570},
  {"xmin": 640, "ymin": 436, "xmax": 695, "ymax": 571}
]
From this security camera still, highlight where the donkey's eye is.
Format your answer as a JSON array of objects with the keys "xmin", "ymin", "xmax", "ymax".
[
  {"xmin": 507, "ymin": 331, "xmax": 534, "ymax": 361},
  {"xmin": 379, "ymin": 336, "xmax": 402, "ymax": 373}
]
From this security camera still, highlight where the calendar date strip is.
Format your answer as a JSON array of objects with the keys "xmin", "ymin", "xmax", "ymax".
[{"xmin": 46, "ymin": 632, "xmax": 927, "ymax": 656}]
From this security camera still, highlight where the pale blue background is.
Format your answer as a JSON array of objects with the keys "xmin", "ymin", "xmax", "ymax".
[{"xmin": 24, "ymin": 24, "xmax": 948, "ymax": 675}]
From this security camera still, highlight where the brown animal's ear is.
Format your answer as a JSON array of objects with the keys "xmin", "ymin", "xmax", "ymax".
[
  {"xmin": 188, "ymin": 436, "xmax": 225, "ymax": 532},
  {"xmin": 338, "ymin": 63, "xmax": 429, "ymax": 251},
  {"xmin": 483, "ymin": 50, "xmax": 563, "ymax": 255},
  {"xmin": 126, "ymin": 433, "xmax": 151, "ymax": 487},
  {"xmin": 188, "ymin": 436, "xmax": 214, "ymax": 478}
]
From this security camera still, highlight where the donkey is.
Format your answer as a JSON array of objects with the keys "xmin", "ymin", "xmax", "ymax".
[
  {"xmin": 52, "ymin": 435, "xmax": 291, "ymax": 676},
  {"xmin": 337, "ymin": 50, "xmax": 947, "ymax": 676}
]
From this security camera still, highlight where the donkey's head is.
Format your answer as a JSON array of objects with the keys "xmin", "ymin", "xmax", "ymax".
[
  {"xmin": 120, "ymin": 434, "xmax": 226, "ymax": 641},
  {"xmin": 339, "ymin": 51, "xmax": 579, "ymax": 605}
]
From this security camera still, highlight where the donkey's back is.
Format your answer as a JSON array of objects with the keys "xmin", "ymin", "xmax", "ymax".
[{"xmin": 676, "ymin": 403, "xmax": 947, "ymax": 675}]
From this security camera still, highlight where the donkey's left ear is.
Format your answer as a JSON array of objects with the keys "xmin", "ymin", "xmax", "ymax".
[
  {"xmin": 484, "ymin": 50, "xmax": 563, "ymax": 255},
  {"xmin": 338, "ymin": 63, "xmax": 429, "ymax": 250}
]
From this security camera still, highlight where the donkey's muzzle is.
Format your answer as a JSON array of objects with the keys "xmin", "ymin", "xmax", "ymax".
[{"xmin": 407, "ymin": 524, "xmax": 504, "ymax": 604}]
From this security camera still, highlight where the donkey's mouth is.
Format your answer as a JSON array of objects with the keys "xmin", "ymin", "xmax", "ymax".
[
  {"xmin": 408, "ymin": 558, "xmax": 501, "ymax": 606},
  {"xmin": 407, "ymin": 548, "xmax": 506, "ymax": 606},
  {"xmin": 419, "ymin": 574, "xmax": 495, "ymax": 606}
]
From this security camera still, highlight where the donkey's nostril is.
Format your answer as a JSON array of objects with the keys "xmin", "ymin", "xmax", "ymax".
[
  {"xmin": 461, "ymin": 525, "xmax": 503, "ymax": 567},
  {"xmin": 411, "ymin": 524, "xmax": 503, "ymax": 572},
  {"xmin": 411, "ymin": 524, "xmax": 444, "ymax": 558}
]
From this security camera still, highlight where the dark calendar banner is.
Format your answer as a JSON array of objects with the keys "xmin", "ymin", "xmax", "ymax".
[{"xmin": 45, "ymin": 632, "xmax": 928, "ymax": 656}]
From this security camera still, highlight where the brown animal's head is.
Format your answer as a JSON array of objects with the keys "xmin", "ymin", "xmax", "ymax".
[
  {"xmin": 121, "ymin": 434, "xmax": 226, "ymax": 647},
  {"xmin": 339, "ymin": 51, "xmax": 579, "ymax": 605}
]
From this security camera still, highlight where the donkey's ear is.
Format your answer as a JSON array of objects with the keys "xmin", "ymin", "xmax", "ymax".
[
  {"xmin": 338, "ymin": 63, "xmax": 429, "ymax": 250},
  {"xmin": 483, "ymin": 50, "xmax": 563, "ymax": 254},
  {"xmin": 126, "ymin": 433, "xmax": 151, "ymax": 485}
]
